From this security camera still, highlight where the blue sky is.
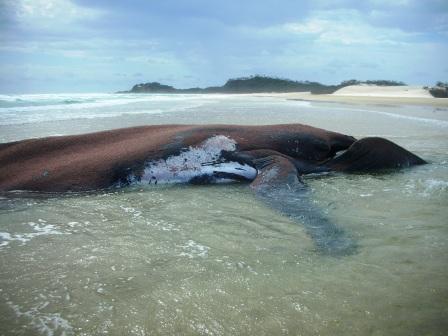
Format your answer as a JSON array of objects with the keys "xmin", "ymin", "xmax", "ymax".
[{"xmin": 0, "ymin": 0, "xmax": 447, "ymax": 93}]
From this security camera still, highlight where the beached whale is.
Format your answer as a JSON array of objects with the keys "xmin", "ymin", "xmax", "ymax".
[{"xmin": 0, "ymin": 124, "xmax": 426, "ymax": 255}]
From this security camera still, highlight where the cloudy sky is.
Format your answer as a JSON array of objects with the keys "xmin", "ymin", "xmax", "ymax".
[{"xmin": 1, "ymin": 0, "xmax": 447, "ymax": 93}]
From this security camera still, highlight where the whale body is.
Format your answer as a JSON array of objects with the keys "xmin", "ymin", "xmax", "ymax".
[{"xmin": 0, "ymin": 124, "xmax": 426, "ymax": 255}]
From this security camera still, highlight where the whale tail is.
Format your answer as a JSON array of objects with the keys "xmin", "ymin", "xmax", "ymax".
[
  {"xmin": 323, "ymin": 137, "xmax": 427, "ymax": 172},
  {"xmin": 249, "ymin": 154, "xmax": 358, "ymax": 256}
]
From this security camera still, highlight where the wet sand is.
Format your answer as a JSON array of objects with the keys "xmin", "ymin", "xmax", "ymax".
[{"xmin": 256, "ymin": 91, "xmax": 448, "ymax": 107}]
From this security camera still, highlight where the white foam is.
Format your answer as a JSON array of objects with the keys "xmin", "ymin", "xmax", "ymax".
[
  {"xmin": 0, "ymin": 232, "xmax": 12, "ymax": 247},
  {"xmin": 0, "ymin": 93, "xmax": 220, "ymax": 125},
  {"xmin": 422, "ymin": 179, "xmax": 448, "ymax": 196},
  {"xmin": 0, "ymin": 93, "xmax": 226, "ymax": 111},
  {"xmin": 0, "ymin": 222, "xmax": 66, "ymax": 249},
  {"xmin": 403, "ymin": 178, "xmax": 448, "ymax": 197},
  {"xmin": 140, "ymin": 135, "xmax": 257, "ymax": 184},
  {"xmin": 328, "ymin": 105, "xmax": 448, "ymax": 127},
  {"xmin": 7, "ymin": 300, "xmax": 73, "ymax": 336},
  {"xmin": 119, "ymin": 205, "xmax": 142, "ymax": 218},
  {"xmin": 146, "ymin": 219, "xmax": 180, "ymax": 232},
  {"xmin": 0, "ymin": 94, "xmax": 205, "ymax": 112},
  {"xmin": 179, "ymin": 240, "xmax": 210, "ymax": 258},
  {"xmin": 364, "ymin": 110, "xmax": 448, "ymax": 127}
]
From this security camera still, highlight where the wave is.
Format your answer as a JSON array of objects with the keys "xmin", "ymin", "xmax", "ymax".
[
  {"xmin": 0, "ymin": 107, "xmax": 184, "ymax": 126},
  {"xmin": 363, "ymin": 109, "xmax": 448, "ymax": 127},
  {"xmin": 0, "ymin": 93, "xmax": 221, "ymax": 125},
  {"xmin": 0, "ymin": 93, "xmax": 217, "ymax": 111},
  {"xmin": 327, "ymin": 105, "xmax": 448, "ymax": 127}
]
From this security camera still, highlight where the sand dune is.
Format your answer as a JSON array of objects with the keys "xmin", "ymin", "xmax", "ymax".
[
  {"xmin": 258, "ymin": 85, "xmax": 448, "ymax": 107},
  {"xmin": 333, "ymin": 85, "xmax": 433, "ymax": 98}
]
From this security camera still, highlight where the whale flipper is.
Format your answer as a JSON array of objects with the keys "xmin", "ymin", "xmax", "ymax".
[
  {"xmin": 250, "ymin": 155, "xmax": 301, "ymax": 191},
  {"xmin": 249, "ymin": 154, "xmax": 357, "ymax": 256}
]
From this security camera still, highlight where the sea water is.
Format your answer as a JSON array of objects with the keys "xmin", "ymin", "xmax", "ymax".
[{"xmin": 0, "ymin": 93, "xmax": 447, "ymax": 335}]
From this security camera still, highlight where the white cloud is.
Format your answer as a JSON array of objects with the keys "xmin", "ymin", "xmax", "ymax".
[
  {"xmin": 284, "ymin": 19, "xmax": 328, "ymax": 34},
  {"xmin": 13, "ymin": 0, "xmax": 102, "ymax": 27},
  {"xmin": 0, "ymin": 38, "xmax": 159, "ymax": 59},
  {"xmin": 287, "ymin": 19, "xmax": 411, "ymax": 45},
  {"xmin": 368, "ymin": 0, "xmax": 411, "ymax": 6},
  {"xmin": 251, "ymin": 9, "xmax": 416, "ymax": 46}
]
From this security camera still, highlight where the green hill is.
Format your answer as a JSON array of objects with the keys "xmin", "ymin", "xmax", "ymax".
[{"xmin": 120, "ymin": 75, "xmax": 408, "ymax": 95}]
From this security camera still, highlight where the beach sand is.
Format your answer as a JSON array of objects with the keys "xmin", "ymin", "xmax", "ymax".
[{"xmin": 257, "ymin": 85, "xmax": 448, "ymax": 107}]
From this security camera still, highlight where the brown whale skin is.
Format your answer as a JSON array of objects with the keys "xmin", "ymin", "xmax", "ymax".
[{"xmin": 0, "ymin": 124, "xmax": 355, "ymax": 192}]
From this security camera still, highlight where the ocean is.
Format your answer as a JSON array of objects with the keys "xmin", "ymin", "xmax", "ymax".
[{"xmin": 0, "ymin": 93, "xmax": 447, "ymax": 335}]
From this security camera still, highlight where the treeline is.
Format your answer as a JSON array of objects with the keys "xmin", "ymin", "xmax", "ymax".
[
  {"xmin": 128, "ymin": 82, "xmax": 177, "ymax": 93},
  {"xmin": 120, "ymin": 76, "xmax": 338, "ymax": 94},
  {"xmin": 424, "ymin": 82, "xmax": 448, "ymax": 98},
  {"xmin": 119, "ymin": 75, "xmax": 423, "ymax": 95},
  {"xmin": 219, "ymin": 76, "xmax": 334, "ymax": 94},
  {"xmin": 338, "ymin": 79, "xmax": 406, "ymax": 87}
]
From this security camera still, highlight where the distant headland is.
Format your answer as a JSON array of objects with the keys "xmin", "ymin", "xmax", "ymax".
[
  {"xmin": 118, "ymin": 75, "xmax": 406, "ymax": 95},
  {"xmin": 118, "ymin": 75, "xmax": 447, "ymax": 98}
]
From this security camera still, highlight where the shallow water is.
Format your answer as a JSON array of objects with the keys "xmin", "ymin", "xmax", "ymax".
[{"xmin": 0, "ymin": 94, "xmax": 447, "ymax": 335}]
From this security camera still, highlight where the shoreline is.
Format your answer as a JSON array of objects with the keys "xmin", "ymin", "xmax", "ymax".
[{"xmin": 253, "ymin": 92, "xmax": 448, "ymax": 108}]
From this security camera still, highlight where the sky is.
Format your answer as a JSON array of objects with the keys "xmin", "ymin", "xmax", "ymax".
[{"xmin": 0, "ymin": 0, "xmax": 447, "ymax": 93}]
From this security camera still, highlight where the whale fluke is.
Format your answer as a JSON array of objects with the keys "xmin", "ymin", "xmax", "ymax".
[{"xmin": 324, "ymin": 137, "xmax": 427, "ymax": 172}]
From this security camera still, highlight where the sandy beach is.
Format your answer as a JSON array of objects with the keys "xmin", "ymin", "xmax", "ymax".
[{"xmin": 258, "ymin": 85, "xmax": 448, "ymax": 107}]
